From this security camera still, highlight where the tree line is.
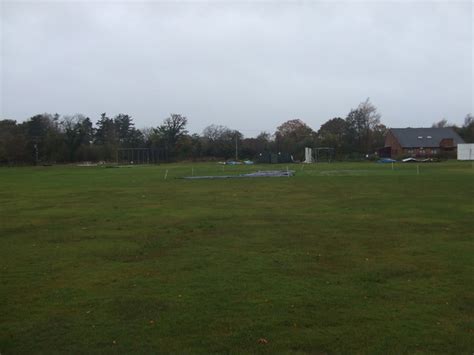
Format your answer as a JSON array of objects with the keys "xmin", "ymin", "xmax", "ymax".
[{"xmin": 1, "ymin": 99, "xmax": 472, "ymax": 165}]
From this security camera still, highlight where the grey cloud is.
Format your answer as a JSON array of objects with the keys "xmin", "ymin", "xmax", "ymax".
[{"xmin": 1, "ymin": 1, "xmax": 472, "ymax": 135}]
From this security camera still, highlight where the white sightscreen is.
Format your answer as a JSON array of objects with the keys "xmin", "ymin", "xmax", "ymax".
[
  {"xmin": 457, "ymin": 144, "xmax": 474, "ymax": 160},
  {"xmin": 304, "ymin": 147, "xmax": 313, "ymax": 163}
]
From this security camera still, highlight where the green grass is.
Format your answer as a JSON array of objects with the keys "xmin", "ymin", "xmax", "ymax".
[{"xmin": 1, "ymin": 161, "xmax": 473, "ymax": 354}]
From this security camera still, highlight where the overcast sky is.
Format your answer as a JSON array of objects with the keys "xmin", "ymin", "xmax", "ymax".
[{"xmin": 1, "ymin": 0, "xmax": 472, "ymax": 136}]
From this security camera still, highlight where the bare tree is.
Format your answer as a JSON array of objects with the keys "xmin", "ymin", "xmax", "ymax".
[
  {"xmin": 201, "ymin": 124, "xmax": 243, "ymax": 159},
  {"xmin": 432, "ymin": 118, "xmax": 450, "ymax": 128},
  {"xmin": 345, "ymin": 98, "xmax": 382, "ymax": 154}
]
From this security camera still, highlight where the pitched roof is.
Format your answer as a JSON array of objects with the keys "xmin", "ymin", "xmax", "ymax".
[{"xmin": 389, "ymin": 128, "xmax": 465, "ymax": 148}]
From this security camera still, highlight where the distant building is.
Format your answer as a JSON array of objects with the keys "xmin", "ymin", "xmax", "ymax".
[{"xmin": 381, "ymin": 127, "xmax": 465, "ymax": 158}]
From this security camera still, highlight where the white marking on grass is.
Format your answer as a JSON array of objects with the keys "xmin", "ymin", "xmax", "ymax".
[{"xmin": 319, "ymin": 170, "xmax": 371, "ymax": 176}]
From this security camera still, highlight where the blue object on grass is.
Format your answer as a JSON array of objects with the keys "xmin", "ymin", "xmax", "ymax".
[{"xmin": 377, "ymin": 158, "xmax": 397, "ymax": 163}]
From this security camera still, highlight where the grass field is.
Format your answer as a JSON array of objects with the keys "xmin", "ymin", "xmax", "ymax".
[{"xmin": 1, "ymin": 162, "xmax": 473, "ymax": 353}]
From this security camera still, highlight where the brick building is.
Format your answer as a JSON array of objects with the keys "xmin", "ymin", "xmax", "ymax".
[{"xmin": 381, "ymin": 128, "xmax": 464, "ymax": 158}]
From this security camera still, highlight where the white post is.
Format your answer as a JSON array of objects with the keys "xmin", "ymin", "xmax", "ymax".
[
  {"xmin": 164, "ymin": 169, "xmax": 168, "ymax": 180},
  {"xmin": 391, "ymin": 162, "xmax": 394, "ymax": 171},
  {"xmin": 417, "ymin": 165, "xmax": 420, "ymax": 175}
]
